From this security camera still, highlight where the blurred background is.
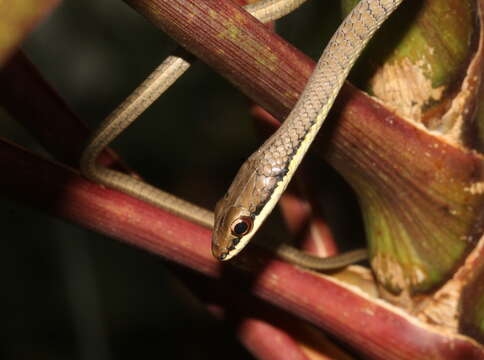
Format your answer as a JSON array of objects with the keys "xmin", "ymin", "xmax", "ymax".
[{"xmin": 0, "ymin": 0, "xmax": 362, "ymax": 358}]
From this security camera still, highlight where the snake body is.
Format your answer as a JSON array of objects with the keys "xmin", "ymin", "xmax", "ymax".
[
  {"xmin": 212, "ymin": 0, "xmax": 404, "ymax": 260},
  {"xmin": 82, "ymin": 0, "xmax": 403, "ymax": 269}
]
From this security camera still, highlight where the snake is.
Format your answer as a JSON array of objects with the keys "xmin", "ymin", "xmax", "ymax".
[{"xmin": 81, "ymin": 0, "xmax": 403, "ymax": 269}]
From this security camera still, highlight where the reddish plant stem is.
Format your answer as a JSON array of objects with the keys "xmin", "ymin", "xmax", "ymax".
[
  {"xmin": 239, "ymin": 318, "xmax": 314, "ymax": 360},
  {"xmin": 123, "ymin": 0, "xmax": 313, "ymax": 119},
  {"xmin": 1, "ymin": 139, "xmax": 483, "ymax": 360},
  {"xmin": 122, "ymin": 0, "xmax": 484, "ymax": 172},
  {"xmin": 190, "ymin": 271, "xmax": 351, "ymax": 360}
]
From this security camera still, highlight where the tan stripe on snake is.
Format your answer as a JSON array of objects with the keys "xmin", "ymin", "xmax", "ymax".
[{"xmin": 81, "ymin": 0, "xmax": 404, "ymax": 269}]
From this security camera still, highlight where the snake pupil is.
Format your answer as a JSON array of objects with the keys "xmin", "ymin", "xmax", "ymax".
[
  {"xmin": 233, "ymin": 221, "xmax": 248, "ymax": 235},
  {"xmin": 230, "ymin": 216, "xmax": 252, "ymax": 237}
]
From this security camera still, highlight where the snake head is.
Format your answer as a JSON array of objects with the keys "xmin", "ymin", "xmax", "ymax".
[
  {"xmin": 212, "ymin": 161, "xmax": 264, "ymax": 261},
  {"xmin": 212, "ymin": 158, "xmax": 282, "ymax": 261},
  {"xmin": 212, "ymin": 201, "xmax": 254, "ymax": 261}
]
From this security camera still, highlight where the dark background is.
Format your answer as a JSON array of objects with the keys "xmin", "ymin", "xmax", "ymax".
[{"xmin": 0, "ymin": 1, "xmax": 355, "ymax": 359}]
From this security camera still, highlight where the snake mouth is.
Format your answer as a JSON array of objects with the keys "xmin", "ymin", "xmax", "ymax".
[
  {"xmin": 218, "ymin": 252, "xmax": 229, "ymax": 261},
  {"xmin": 211, "ymin": 241, "xmax": 229, "ymax": 261},
  {"xmin": 212, "ymin": 239, "xmax": 241, "ymax": 261},
  {"xmin": 214, "ymin": 250, "xmax": 230, "ymax": 261}
]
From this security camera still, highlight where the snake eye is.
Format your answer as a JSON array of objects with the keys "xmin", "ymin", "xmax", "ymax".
[{"xmin": 230, "ymin": 217, "xmax": 252, "ymax": 237}]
